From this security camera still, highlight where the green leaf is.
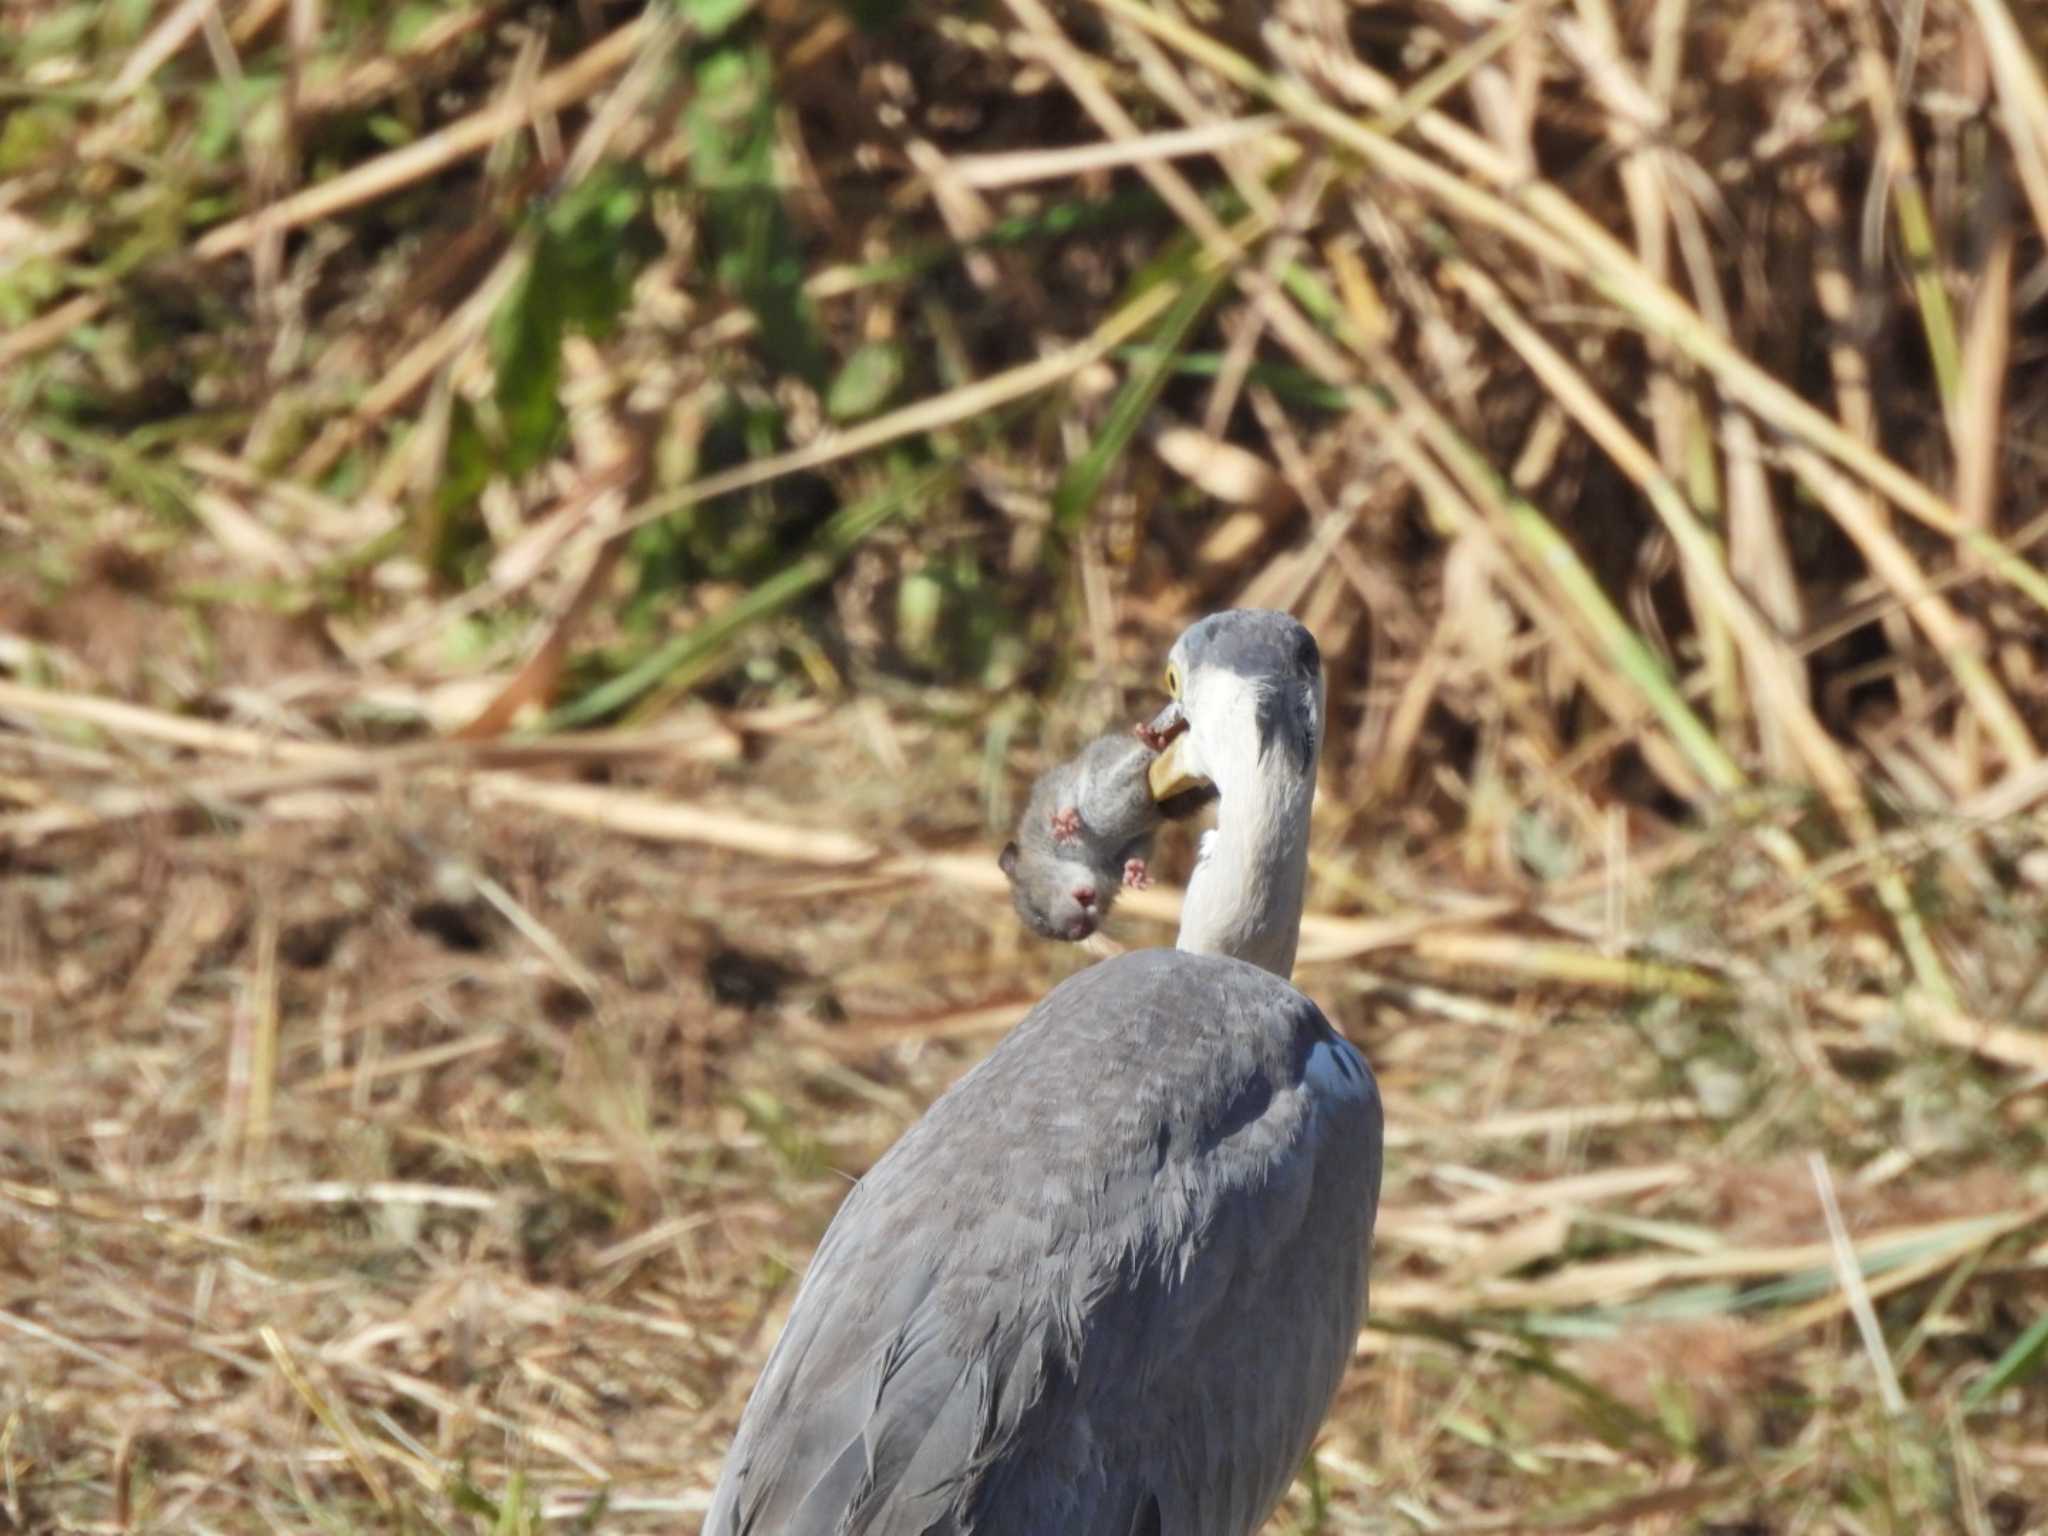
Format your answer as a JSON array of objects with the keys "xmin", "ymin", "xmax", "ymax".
[
  {"xmin": 0, "ymin": 105, "xmax": 75, "ymax": 176},
  {"xmin": 489, "ymin": 258, "xmax": 565, "ymax": 478},
  {"xmin": 0, "ymin": 254, "xmax": 64, "ymax": 329},
  {"xmin": 895, "ymin": 568, "xmax": 944, "ymax": 660},
  {"xmin": 1050, "ymin": 259, "xmax": 1227, "ymax": 536},
  {"xmin": 486, "ymin": 164, "xmax": 658, "ymax": 481},
  {"xmin": 678, "ymin": 0, "xmax": 756, "ymax": 39},
  {"xmin": 683, "ymin": 39, "xmax": 825, "ymax": 381},
  {"xmin": 547, "ymin": 166, "xmax": 658, "ymax": 337},
  {"xmin": 21, "ymin": 7, "xmax": 96, "ymax": 66},
  {"xmin": 195, "ymin": 74, "xmax": 281, "ymax": 163},
  {"xmin": 365, "ymin": 112, "xmax": 413, "ymax": 148},
  {"xmin": 102, "ymin": 0, "xmax": 157, "ymax": 49},
  {"xmin": 423, "ymin": 398, "xmax": 494, "ymax": 583},
  {"xmin": 1964, "ymin": 1313, "xmax": 2048, "ymax": 1410},
  {"xmin": 628, "ymin": 392, "xmax": 816, "ymax": 607},
  {"xmin": 1107, "ymin": 346, "xmax": 1349, "ymax": 410},
  {"xmin": 550, "ymin": 458, "xmax": 959, "ymax": 729},
  {"xmin": 386, "ymin": 2, "xmax": 447, "ymax": 49},
  {"xmin": 825, "ymin": 341, "xmax": 905, "ymax": 421}
]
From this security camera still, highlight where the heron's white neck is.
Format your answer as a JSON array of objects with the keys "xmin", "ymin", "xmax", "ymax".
[{"xmin": 1175, "ymin": 688, "xmax": 1317, "ymax": 979}]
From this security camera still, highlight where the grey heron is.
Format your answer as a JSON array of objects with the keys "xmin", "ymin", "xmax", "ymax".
[{"xmin": 703, "ymin": 609, "xmax": 1383, "ymax": 1535}]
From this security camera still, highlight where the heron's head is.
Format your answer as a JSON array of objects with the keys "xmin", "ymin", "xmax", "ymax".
[{"xmin": 1141, "ymin": 609, "xmax": 1324, "ymax": 804}]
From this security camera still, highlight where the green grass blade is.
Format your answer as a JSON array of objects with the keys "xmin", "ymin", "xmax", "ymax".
[
  {"xmin": 1962, "ymin": 1313, "xmax": 2048, "ymax": 1410},
  {"xmin": 546, "ymin": 458, "xmax": 960, "ymax": 729},
  {"xmin": 1050, "ymin": 261, "xmax": 1229, "ymax": 537}
]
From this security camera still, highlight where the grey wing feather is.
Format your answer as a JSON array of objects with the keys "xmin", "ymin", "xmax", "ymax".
[{"xmin": 703, "ymin": 947, "xmax": 1382, "ymax": 1536}]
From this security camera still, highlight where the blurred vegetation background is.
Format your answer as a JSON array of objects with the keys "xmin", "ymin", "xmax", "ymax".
[{"xmin": 4, "ymin": 0, "xmax": 2048, "ymax": 1530}]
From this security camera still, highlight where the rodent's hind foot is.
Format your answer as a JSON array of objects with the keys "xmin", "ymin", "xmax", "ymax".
[{"xmin": 1049, "ymin": 806, "xmax": 1084, "ymax": 841}]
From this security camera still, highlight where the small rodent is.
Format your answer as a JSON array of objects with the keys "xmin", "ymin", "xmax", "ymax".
[{"xmin": 998, "ymin": 731, "xmax": 1161, "ymax": 942}]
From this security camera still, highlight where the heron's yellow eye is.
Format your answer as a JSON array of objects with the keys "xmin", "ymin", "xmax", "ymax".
[{"xmin": 1164, "ymin": 661, "xmax": 1182, "ymax": 697}]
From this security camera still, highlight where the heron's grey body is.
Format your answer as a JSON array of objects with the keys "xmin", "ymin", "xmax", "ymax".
[
  {"xmin": 704, "ymin": 611, "xmax": 1381, "ymax": 1536},
  {"xmin": 705, "ymin": 952, "xmax": 1379, "ymax": 1535}
]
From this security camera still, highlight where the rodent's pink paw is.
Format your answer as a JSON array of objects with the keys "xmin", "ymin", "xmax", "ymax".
[
  {"xmin": 1134, "ymin": 715, "xmax": 1187, "ymax": 752},
  {"xmin": 1122, "ymin": 857, "xmax": 1151, "ymax": 889},
  {"xmin": 1049, "ymin": 807, "xmax": 1083, "ymax": 841}
]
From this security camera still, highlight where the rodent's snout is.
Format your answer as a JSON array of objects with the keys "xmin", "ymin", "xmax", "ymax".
[{"xmin": 1066, "ymin": 886, "xmax": 1099, "ymax": 940}]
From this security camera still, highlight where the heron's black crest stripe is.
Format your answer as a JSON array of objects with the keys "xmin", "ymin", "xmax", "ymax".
[
  {"xmin": 1178, "ymin": 609, "xmax": 1322, "ymax": 775},
  {"xmin": 1252, "ymin": 681, "xmax": 1315, "ymax": 775}
]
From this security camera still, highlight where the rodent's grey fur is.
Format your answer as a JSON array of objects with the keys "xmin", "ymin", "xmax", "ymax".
[{"xmin": 999, "ymin": 732, "xmax": 1160, "ymax": 942}]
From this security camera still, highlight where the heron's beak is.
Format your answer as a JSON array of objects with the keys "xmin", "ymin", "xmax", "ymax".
[{"xmin": 1141, "ymin": 700, "xmax": 1206, "ymax": 801}]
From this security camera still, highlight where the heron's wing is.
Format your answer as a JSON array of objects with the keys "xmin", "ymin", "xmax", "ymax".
[
  {"xmin": 1096, "ymin": 1001, "xmax": 1380, "ymax": 1534},
  {"xmin": 702, "ymin": 948, "xmax": 1381, "ymax": 1536},
  {"xmin": 703, "ymin": 1249, "xmax": 989, "ymax": 1536},
  {"xmin": 702, "ymin": 1181, "xmax": 1155, "ymax": 1535}
]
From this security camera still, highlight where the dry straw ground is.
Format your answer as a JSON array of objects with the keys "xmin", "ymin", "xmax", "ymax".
[{"xmin": 5, "ymin": 0, "xmax": 2048, "ymax": 1531}]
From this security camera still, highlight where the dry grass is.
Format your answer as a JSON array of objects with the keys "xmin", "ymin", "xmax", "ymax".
[{"xmin": 6, "ymin": 0, "xmax": 2048, "ymax": 1531}]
